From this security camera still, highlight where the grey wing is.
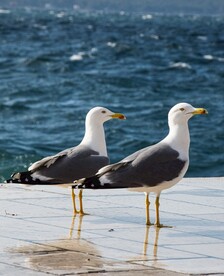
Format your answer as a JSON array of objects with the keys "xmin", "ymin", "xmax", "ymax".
[
  {"xmin": 121, "ymin": 147, "xmax": 149, "ymax": 163},
  {"xmin": 98, "ymin": 143, "xmax": 186, "ymax": 188},
  {"xmin": 28, "ymin": 147, "xmax": 76, "ymax": 171},
  {"xmin": 29, "ymin": 145, "xmax": 109, "ymax": 183},
  {"xmin": 97, "ymin": 146, "xmax": 149, "ymax": 175}
]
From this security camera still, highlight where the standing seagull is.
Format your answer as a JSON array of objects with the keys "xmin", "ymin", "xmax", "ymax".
[
  {"xmin": 6, "ymin": 107, "xmax": 126, "ymax": 215},
  {"xmin": 74, "ymin": 103, "xmax": 208, "ymax": 226}
]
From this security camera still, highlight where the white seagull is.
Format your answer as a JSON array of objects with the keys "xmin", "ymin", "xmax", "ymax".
[
  {"xmin": 74, "ymin": 103, "xmax": 208, "ymax": 227},
  {"xmin": 6, "ymin": 107, "xmax": 126, "ymax": 215}
]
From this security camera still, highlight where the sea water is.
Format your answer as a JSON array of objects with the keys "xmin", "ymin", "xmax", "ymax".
[{"xmin": 0, "ymin": 8, "xmax": 223, "ymax": 181}]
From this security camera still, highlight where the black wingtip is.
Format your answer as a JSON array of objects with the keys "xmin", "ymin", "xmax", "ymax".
[
  {"xmin": 5, "ymin": 179, "xmax": 14, "ymax": 183},
  {"xmin": 5, "ymin": 171, "xmax": 39, "ymax": 184},
  {"xmin": 5, "ymin": 172, "xmax": 22, "ymax": 183},
  {"xmin": 74, "ymin": 175, "xmax": 102, "ymax": 189}
]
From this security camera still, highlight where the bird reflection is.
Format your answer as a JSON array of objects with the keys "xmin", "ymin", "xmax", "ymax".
[
  {"xmin": 10, "ymin": 216, "xmax": 105, "ymax": 271},
  {"xmin": 69, "ymin": 214, "xmax": 84, "ymax": 239},
  {"xmin": 143, "ymin": 225, "xmax": 161, "ymax": 261},
  {"xmin": 9, "ymin": 214, "xmax": 163, "ymax": 271},
  {"xmin": 129, "ymin": 225, "xmax": 161, "ymax": 265},
  {"xmin": 69, "ymin": 216, "xmax": 162, "ymax": 265}
]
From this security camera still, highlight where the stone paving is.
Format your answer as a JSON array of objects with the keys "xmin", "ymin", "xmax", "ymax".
[{"xmin": 0, "ymin": 177, "xmax": 224, "ymax": 275}]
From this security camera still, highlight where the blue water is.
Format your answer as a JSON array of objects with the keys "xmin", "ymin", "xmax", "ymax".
[{"xmin": 0, "ymin": 8, "xmax": 223, "ymax": 182}]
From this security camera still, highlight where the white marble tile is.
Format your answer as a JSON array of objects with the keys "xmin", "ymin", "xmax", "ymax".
[{"xmin": 0, "ymin": 178, "xmax": 224, "ymax": 275}]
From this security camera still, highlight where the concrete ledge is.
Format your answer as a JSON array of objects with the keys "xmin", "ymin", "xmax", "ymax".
[{"xmin": 0, "ymin": 177, "xmax": 224, "ymax": 275}]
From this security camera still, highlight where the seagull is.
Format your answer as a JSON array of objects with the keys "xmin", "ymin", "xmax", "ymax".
[
  {"xmin": 74, "ymin": 103, "xmax": 208, "ymax": 227},
  {"xmin": 6, "ymin": 106, "xmax": 126, "ymax": 215}
]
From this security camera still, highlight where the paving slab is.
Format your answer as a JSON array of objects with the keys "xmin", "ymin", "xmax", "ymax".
[{"xmin": 0, "ymin": 177, "xmax": 224, "ymax": 275}]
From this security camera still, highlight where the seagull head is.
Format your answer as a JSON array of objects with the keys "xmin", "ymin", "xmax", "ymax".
[
  {"xmin": 86, "ymin": 107, "xmax": 126, "ymax": 124},
  {"xmin": 168, "ymin": 103, "xmax": 208, "ymax": 126}
]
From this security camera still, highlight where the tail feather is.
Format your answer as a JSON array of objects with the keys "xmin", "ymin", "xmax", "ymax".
[
  {"xmin": 73, "ymin": 175, "xmax": 101, "ymax": 189},
  {"xmin": 73, "ymin": 175, "xmax": 116, "ymax": 189}
]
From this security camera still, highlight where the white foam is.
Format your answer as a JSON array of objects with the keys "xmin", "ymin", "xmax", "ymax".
[
  {"xmin": 150, "ymin": 34, "xmax": 159, "ymax": 40},
  {"xmin": 56, "ymin": 12, "xmax": 66, "ymax": 18},
  {"xmin": 0, "ymin": 9, "xmax": 10, "ymax": 14},
  {"xmin": 197, "ymin": 36, "xmax": 207, "ymax": 41},
  {"xmin": 204, "ymin": 54, "xmax": 224, "ymax": 62},
  {"xmin": 142, "ymin": 14, "xmax": 153, "ymax": 20},
  {"xmin": 203, "ymin": 55, "xmax": 214, "ymax": 60},
  {"xmin": 87, "ymin": 25, "xmax": 93, "ymax": 30},
  {"xmin": 107, "ymin": 42, "xmax": 116, "ymax": 48},
  {"xmin": 45, "ymin": 4, "xmax": 52, "ymax": 9},
  {"xmin": 170, "ymin": 62, "xmax": 191, "ymax": 69},
  {"xmin": 218, "ymin": 57, "xmax": 224, "ymax": 62},
  {"xmin": 69, "ymin": 53, "xmax": 84, "ymax": 61},
  {"xmin": 73, "ymin": 5, "xmax": 80, "ymax": 10},
  {"xmin": 70, "ymin": 48, "xmax": 98, "ymax": 61},
  {"xmin": 90, "ymin": 48, "xmax": 98, "ymax": 54}
]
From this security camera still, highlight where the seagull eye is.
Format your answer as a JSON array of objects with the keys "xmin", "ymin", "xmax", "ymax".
[
  {"xmin": 101, "ymin": 110, "xmax": 106, "ymax": 114},
  {"xmin": 179, "ymin": 108, "xmax": 185, "ymax": 111}
]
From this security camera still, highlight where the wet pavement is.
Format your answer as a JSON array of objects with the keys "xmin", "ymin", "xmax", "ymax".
[{"xmin": 0, "ymin": 177, "xmax": 224, "ymax": 275}]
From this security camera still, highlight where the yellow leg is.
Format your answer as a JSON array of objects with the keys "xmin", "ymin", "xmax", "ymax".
[
  {"xmin": 155, "ymin": 195, "xmax": 172, "ymax": 228},
  {"xmin": 79, "ymin": 189, "xmax": 88, "ymax": 215},
  {"xmin": 71, "ymin": 188, "xmax": 79, "ymax": 215},
  {"xmin": 155, "ymin": 195, "xmax": 161, "ymax": 227},
  {"xmin": 145, "ymin": 193, "xmax": 152, "ymax": 225}
]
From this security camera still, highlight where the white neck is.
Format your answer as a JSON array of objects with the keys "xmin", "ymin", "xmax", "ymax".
[
  {"xmin": 80, "ymin": 120, "xmax": 108, "ymax": 157},
  {"xmin": 162, "ymin": 121, "xmax": 190, "ymax": 160}
]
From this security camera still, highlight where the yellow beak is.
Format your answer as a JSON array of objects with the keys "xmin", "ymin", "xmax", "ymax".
[
  {"xmin": 192, "ymin": 108, "xmax": 208, "ymax": 115},
  {"xmin": 111, "ymin": 113, "xmax": 126, "ymax": 120}
]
